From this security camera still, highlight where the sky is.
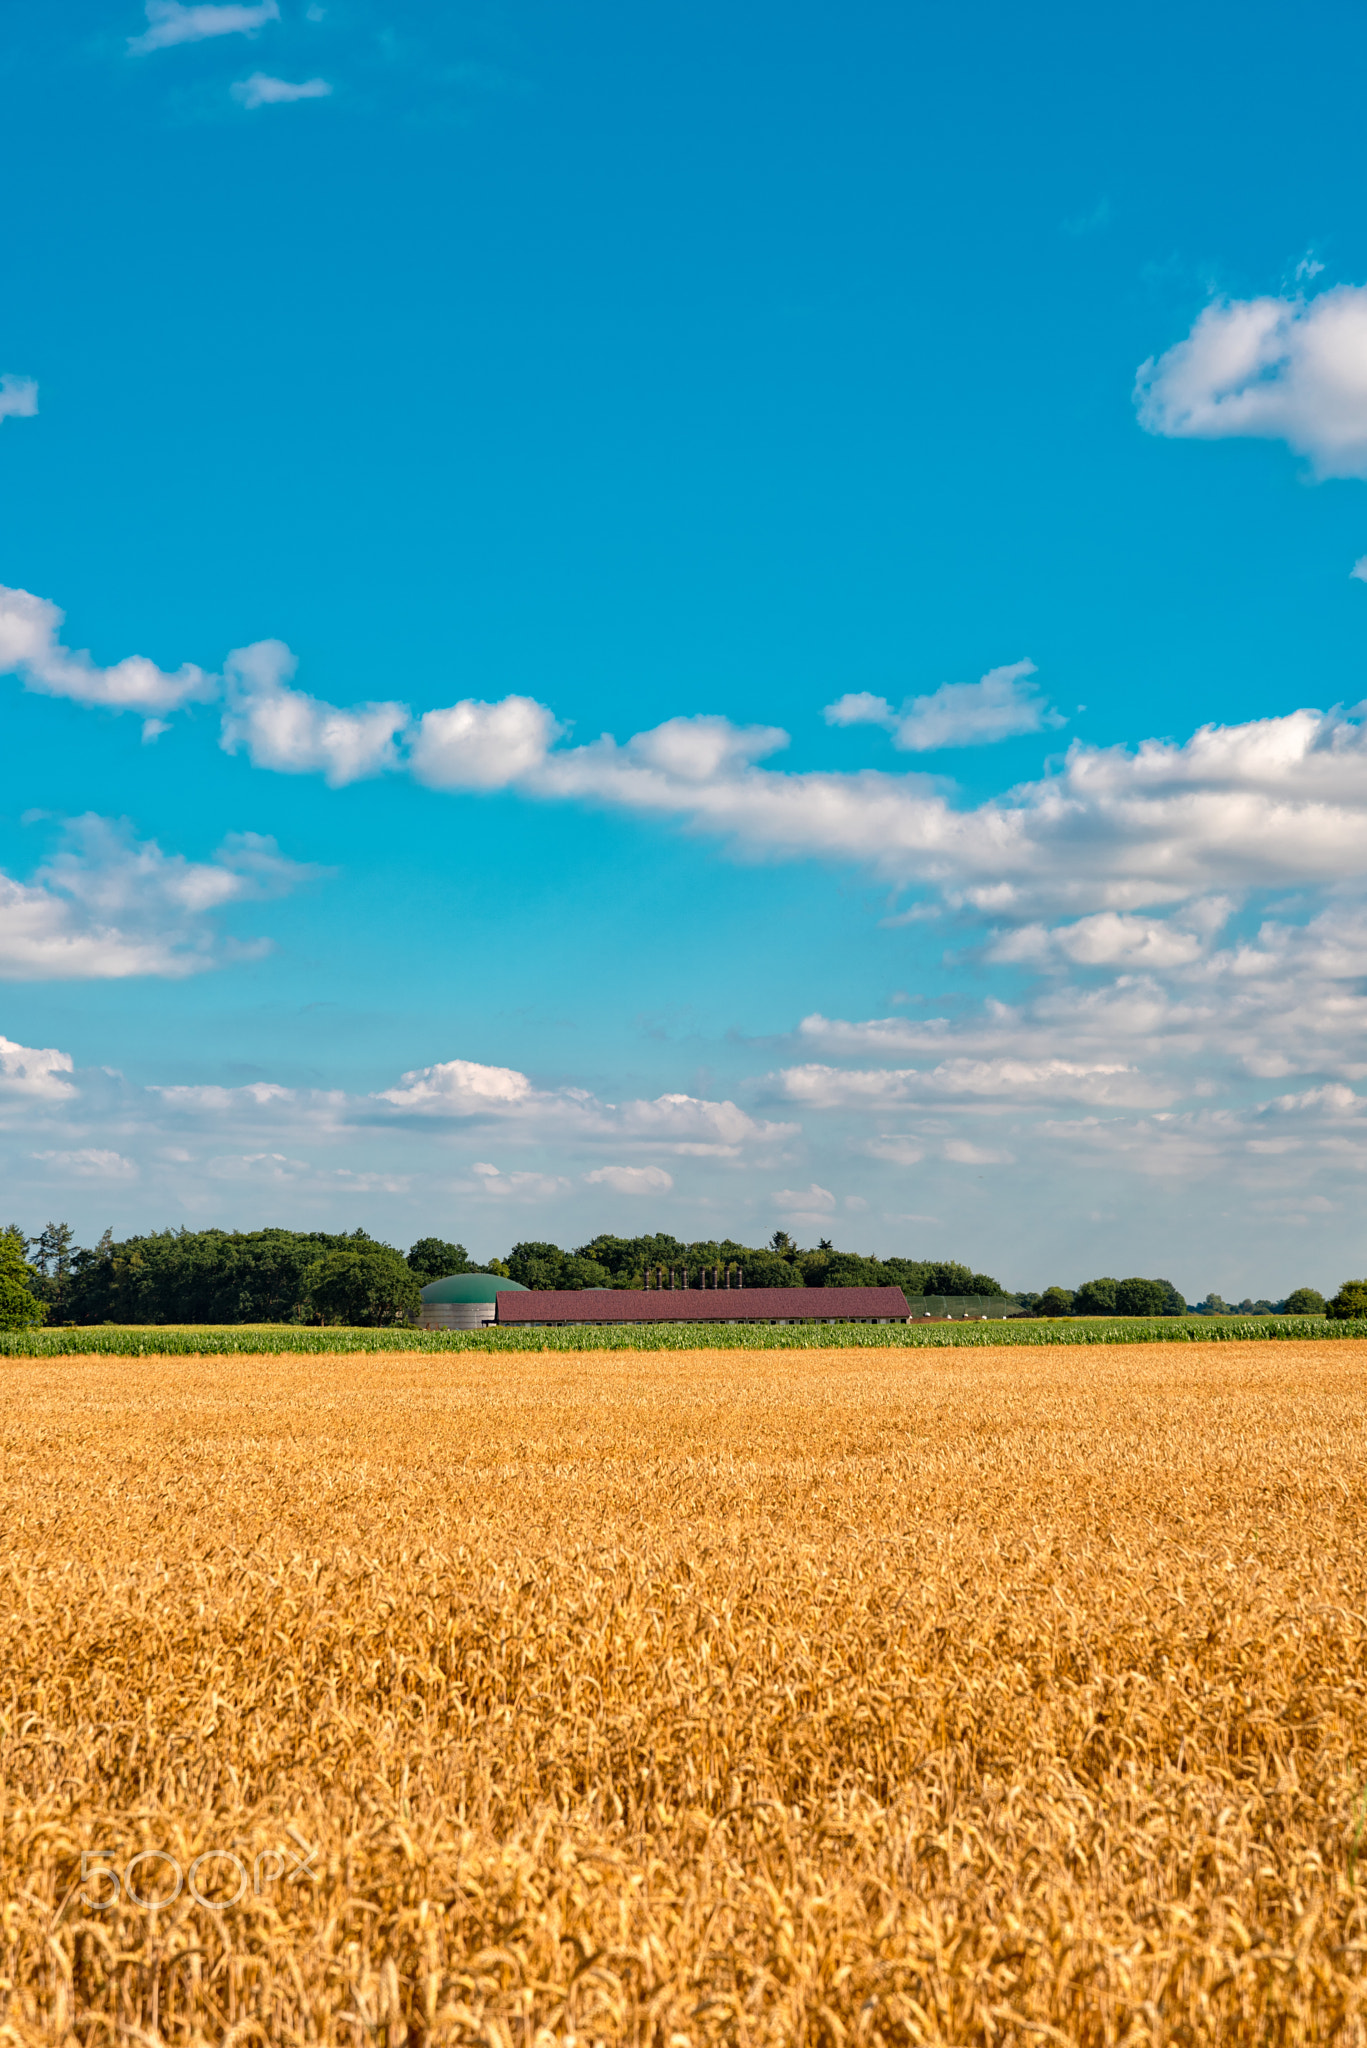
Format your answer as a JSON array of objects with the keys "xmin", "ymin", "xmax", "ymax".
[{"xmin": 7, "ymin": 0, "xmax": 1367, "ymax": 1296}]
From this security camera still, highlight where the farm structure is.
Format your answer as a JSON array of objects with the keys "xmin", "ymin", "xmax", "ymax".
[
  {"xmin": 494, "ymin": 1284, "xmax": 913, "ymax": 1326},
  {"xmin": 417, "ymin": 1273, "xmax": 529, "ymax": 1330}
]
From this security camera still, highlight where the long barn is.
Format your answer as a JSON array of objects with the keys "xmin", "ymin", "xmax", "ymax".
[{"xmin": 494, "ymin": 1285, "xmax": 912, "ymax": 1326}]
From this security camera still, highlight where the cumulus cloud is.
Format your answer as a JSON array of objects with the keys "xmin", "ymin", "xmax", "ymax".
[
  {"xmin": 128, "ymin": 1, "xmax": 278, "ymax": 53},
  {"xmin": 220, "ymin": 641, "xmax": 407, "ymax": 786},
  {"xmin": 583, "ymin": 1164, "xmax": 674, "ymax": 1194},
  {"xmin": 231, "ymin": 73, "xmax": 332, "ymax": 108},
  {"xmin": 0, "ymin": 584, "xmax": 215, "ymax": 719},
  {"xmin": 0, "ymin": 815, "xmax": 318, "ymax": 980},
  {"xmin": 824, "ymin": 661, "xmax": 1059, "ymax": 751},
  {"xmin": 0, "ymin": 375, "xmax": 38, "ymax": 426},
  {"xmin": 0, "ymin": 1035, "xmax": 75, "ymax": 1100},
  {"xmin": 408, "ymin": 697, "xmax": 562, "ymax": 791},
  {"xmin": 1136, "ymin": 285, "xmax": 1367, "ymax": 479},
  {"xmin": 377, "ymin": 1058, "xmax": 535, "ymax": 1115}
]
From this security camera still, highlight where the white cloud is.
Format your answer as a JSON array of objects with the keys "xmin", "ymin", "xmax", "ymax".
[
  {"xmin": 943, "ymin": 1139, "xmax": 1014, "ymax": 1165},
  {"xmin": 128, "ymin": 1, "xmax": 278, "ymax": 54},
  {"xmin": 32, "ymin": 1148, "xmax": 137, "ymax": 1179},
  {"xmin": 851, "ymin": 1134, "xmax": 924, "ymax": 1166},
  {"xmin": 220, "ymin": 641, "xmax": 407, "ymax": 786},
  {"xmin": 0, "ymin": 584, "xmax": 215, "ymax": 716},
  {"xmin": 28, "ymin": 569, "xmax": 1367, "ymax": 926},
  {"xmin": 408, "ymin": 697, "xmax": 562, "ymax": 791},
  {"xmin": 403, "ymin": 698, "xmax": 1367, "ymax": 921},
  {"xmin": 378, "ymin": 1057, "xmax": 535, "ymax": 1114},
  {"xmin": 377, "ymin": 1057, "xmax": 796, "ymax": 1156},
  {"xmin": 776, "ymin": 1058, "xmax": 1154, "ymax": 1109},
  {"xmin": 773, "ymin": 1181, "xmax": 835, "ymax": 1211},
  {"xmin": 0, "ymin": 1035, "xmax": 75, "ymax": 1100},
  {"xmin": 584, "ymin": 1164, "xmax": 674, "ymax": 1194},
  {"xmin": 231, "ymin": 73, "xmax": 332, "ymax": 108},
  {"xmin": 0, "ymin": 816, "xmax": 318, "ymax": 980},
  {"xmin": 1136, "ymin": 285, "xmax": 1367, "ymax": 479},
  {"xmin": 0, "ymin": 375, "xmax": 38, "ymax": 426},
  {"xmin": 824, "ymin": 661, "xmax": 1059, "ymax": 751},
  {"xmin": 988, "ymin": 906, "xmax": 1226, "ymax": 970},
  {"xmin": 464, "ymin": 1161, "xmax": 571, "ymax": 1201},
  {"xmin": 609, "ymin": 1092, "xmax": 796, "ymax": 1155}
]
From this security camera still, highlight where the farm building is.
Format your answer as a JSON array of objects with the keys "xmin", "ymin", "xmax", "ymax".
[
  {"xmin": 417, "ymin": 1272, "xmax": 529, "ymax": 1329},
  {"xmin": 494, "ymin": 1285, "xmax": 913, "ymax": 1327}
]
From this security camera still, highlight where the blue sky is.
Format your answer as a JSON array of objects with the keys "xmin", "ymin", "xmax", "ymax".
[{"xmin": 7, "ymin": 0, "xmax": 1367, "ymax": 1294}]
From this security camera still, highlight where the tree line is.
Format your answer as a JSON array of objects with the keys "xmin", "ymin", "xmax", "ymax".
[{"xmin": 0, "ymin": 1219, "xmax": 1349, "ymax": 1328}]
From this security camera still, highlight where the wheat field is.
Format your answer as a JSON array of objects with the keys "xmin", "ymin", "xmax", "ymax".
[{"xmin": 3, "ymin": 1341, "xmax": 1366, "ymax": 2046}]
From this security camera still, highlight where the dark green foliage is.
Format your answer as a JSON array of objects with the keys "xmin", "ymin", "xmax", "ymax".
[
  {"xmin": 302, "ymin": 1245, "xmax": 421, "ymax": 1326},
  {"xmin": 1327, "ymin": 1280, "xmax": 1367, "ymax": 1321},
  {"xmin": 1037, "ymin": 1286, "xmax": 1075, "ymax": 1315},
  {"xmin": 505, "ymin": 1241, "xmax": 615, "ymax": 1290},
  {"xmin": 1074, "ymin": 1277, "xmax": 1119, "ymax": 1315},
  {"xmin": 63, "ymin": 1226, "xmax": 399, "ymax": 1325},
  {"xmin": 0, "ymin": 1225, "xmax": 47, "ymax": 1331},
  {"xmin": 406, "ymin": 1238, "xmax": 473, "ymax": 1285},
  {"xmin": 1114, "ymin": 1276, "xmax": 1168, "ymax": 1317},
  {"xmin": 1283, "ymin": 1287, "xmax": 1327, "ymax": 1316},
  {"xmin": 29, "ymin": 1221, "xmax": 76, "ymax": 1315}
]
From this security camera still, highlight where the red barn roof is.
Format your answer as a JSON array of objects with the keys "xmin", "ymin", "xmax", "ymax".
[{"xmin": 494, "ymin": 1286, "xmax": 910, "ymax": 1325}]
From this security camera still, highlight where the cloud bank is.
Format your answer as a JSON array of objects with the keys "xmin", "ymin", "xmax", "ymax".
[{"xmin": 14, "ymin": 577, "xmax": 1367, "ymax": 928}]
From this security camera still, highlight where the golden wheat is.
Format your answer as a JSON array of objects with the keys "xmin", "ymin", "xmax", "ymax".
[{"xmin": 2, "ymin": 1340, "xmax": 1366, "ymax": 2045}]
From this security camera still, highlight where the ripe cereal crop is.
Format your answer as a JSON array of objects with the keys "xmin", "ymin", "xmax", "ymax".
[{"xmin": 2, "ymin": 1340, "xmax": 1366, "ymax": 2044}]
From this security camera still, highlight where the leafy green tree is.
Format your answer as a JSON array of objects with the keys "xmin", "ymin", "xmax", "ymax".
[
  {"xmin": 406, "ymin": 1238, "xmax": 472, "ymax": 1286},
  {"xmin": 561, "ymin": 1254, "xmax": 614, "ymax": 1289},
  {"xmin": 769, "ymin": 1230, "xmax": 797, "ymax": 1257},
  {"xmin": 1198, "ymin": 1293, "xmax": 1230, "ymax": 1315},
  {"xmin": 30, "ymin": 1221, "xmax": 76, "ymax": 1316},
  {"xmin": 1153, "ymin": 1278, "xmax": 1186, "ymax": 1316},
  {"xmin": 817, "ymin": 1252, "xmax": 885, "ymax": 1288},
  {"xmin": 302, "ymin": 1245, "xmax": 421, "ymax": 1325},
  {"xmin": 64, "ymin": 1226, "xmax": 397, "ymax": 1324},
  {"xmin": 1115, "ymin": 1276, "xmax": 1167, "ymax": 1317},
  {"xmin": 736, "ymin": 1249, "xmax": 804, "ymax": 1289},
  {"xmin": 0, "ymin": 1226, "xmax": 46, "ymax": 1331},
  {"xmin": 1327, "ymin": 1280, "xmax": 1367, "ymax": 1321},
  {"xmin": 926, "ymin": 1263, "xmax": 980, "ymax": 1297},
  {"xmin": 1074, "ymin": 1277, "xmax": 1119, "ymax": 1315},
  {"xmin": 969, "ymin": 1271, "xmax": 1006, "ymax": 1297},
  {"xmin": 879, "ymin": 1259, "xmax": 940, "ymax": 1297},
  {"xmin": 505, "ymin": 1241, "xmax": 569, "ymax": 1289},
  {"xmin": 1038, "ymin": 1286, "xmax": 1074, "ymax": 1315},
  {"xmin": 1283, "ymin": 1287, "xmax": 1326, "ymax": 1316}
]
